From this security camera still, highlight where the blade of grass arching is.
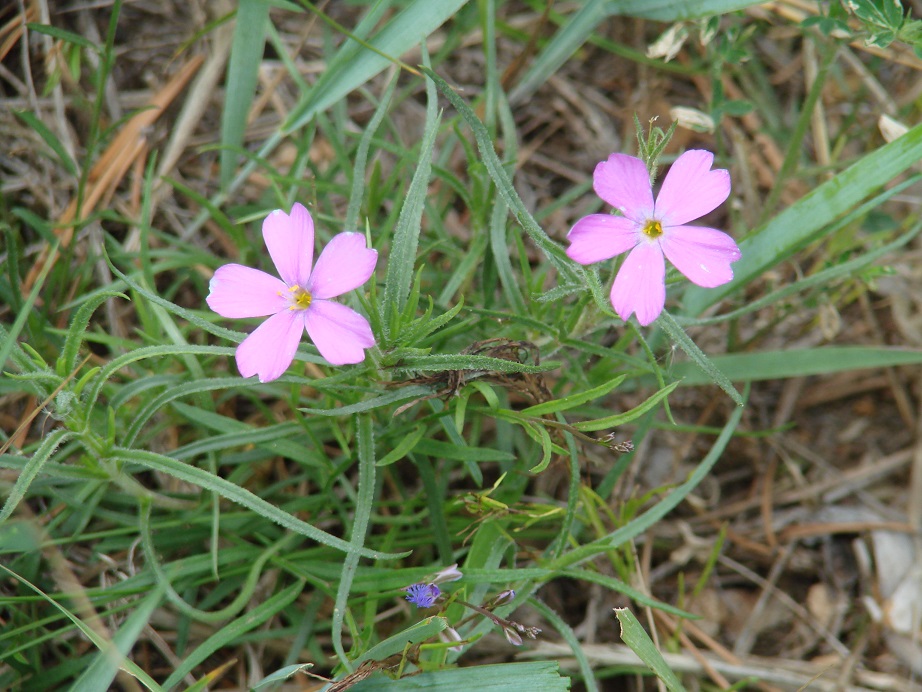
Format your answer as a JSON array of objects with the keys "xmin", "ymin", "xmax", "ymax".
[
  {"xmin": 423, "ymin": 68, "xmax": 582, "ymax": 283},
  {"xmin": 140, "ymin": 500, "xmax": 292, "ymax": 623},
  {"xmin": 614, "ymin": 607, "xmax": 686, "ymax": 692},
  {"xmin": 490, "ymin": 199, "xmax": 529, "ymax": 315},
  {"xmin": 683, "ymin": 121, "xmax": 922, "ymax": 316},
  {"xmin": 219, "ymin": 0, "xmax": 270, "ymax": 187},
  {"xmin": 344, "ymin": 72, "xmax": 398, "ymax": 231},
  {"xmin": 508, "ymin": 0, "xmax": 763, "ymax": 105},
  {"xmin": 110, "ymin": 447, "xmax": 407, "ymax": 560},
  {"xmin": 331, "ymin": 414, "xmax": 377, "ymax": 672},
  {"xmin": 185, "ymin": 0, "xmax": 466, "ymax": 240},
  {"xmin": 0, "ymin": 430, "xmax": 73, "ymax": 524},
  {"xmin": 0, "ymin": 240, "xmax": 59, "ymax": 374},
  {"xmin": 529, "ymin": 597, "xmax": 597, "ymax": 692},
  {"xmin": 665, "ymin": 346, "xmax": 922, "ymax": 385},
  {"xmin": 680, "ymin": 208, "xmax": 922, "ymax": 326},
  {"xmin": 573, "ymin": 381, "xmax": 680, "ymax": 432},
  {"xmin": 383, "ymin": 48, "xmax": 440, "ymax": 327},
  {"xmin": 0, "ymin": 563, "xmax": 164, "ymax": 691},
  {"xmin": 161, "ymin": 579, "xmax": 304, "ymax": 691},
  {"xmin": 554, "ymin": 393, "xmax": 745, "ymax": 570},
  {"xmin": 68, "ymin": 585, "xmax": 167, "ymax": 692},
  {"xmin": 657, "ymin": 311, "xmax": 743, "ymax": 406},
  {"xmin": 284, "ymin": 0, "xmax": 468, "ymax": 132},
  {"xmin": 13, "ymin": 110, "xmax": 78, "ymax": 176}
]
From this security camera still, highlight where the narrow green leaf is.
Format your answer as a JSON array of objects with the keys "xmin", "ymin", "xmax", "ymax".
[
  {"xmin": 345, "ymin": 73, "xmax": 399, "ymax": 231},
  {"xmin": 0, "ymin": 430, "xmax": 73, "ymax": 524},
  {"xmin": 59, "ymin": 291, "xmax": 127, "ymax": 374},
  {"xmin": 377, "ymin": 425, "xmax": 425, "ymax": 466},
  {"xmin": 26, "ymin": 22, "xmax": 99, "ymax": 51},
  {"xmin": 300, "ymin": 385, "xmax": 433, "ymax": 416},
  {"xmin": 69, "ymin": 586, "xmax": 167, "ymax": 692},
  {"xmin": 574, "ymin": 381, "xmax": 679, "ymax": 432},
  {"xmin": 351, "ymin": 617, "xmax": 449, "ymax": 668},
  {"xmin": 14, "ymin": 110, "xmax": 78, "ymax": 176},
  {"xmin": 667, "ymin": 346, "xmax": 922, "ymax": 385},
  {"xmin": 615, "ymin": 607, "xmax": 686, "ymax": 692},
  {"xmin": 683, "ymin": 121, "xmax": 922, "ymax": 315},
  {"xmin": 331, "ymin": 414, "xmax": 377, "ymax": 671},
  {"xmin": 421, "ymin": 67, "xmax": 585, "ymax": 287},
  {"xmin": 556, "ymin": 394, "xmax": 745, "ymax": 569},
  {"xmin": 111, "ymin": 447, "xmax": 406, "ymax": 560},
  {"xmin": 522, "ymin": 375, "xmax": 626, "ymax": 416},
  {"xmin": 220, "ymin": 0, "xmax": 270, "ymax": 187},
  {"xmin": 348, "ymin": 661, "xmax": 570, "ymax": 691},
  {"xmin": 657, "ymin": 310, "xmax": 743, "ymax": 406},
  {"xmin": 384, "ymin": 49, "xmax": 440, "ymax": 321},
  {"xmin": 285, "ymin": 1, "xmax": 467, "ymax": 132},
  {"xmin": 398, "ymin": 353, "xmax": 559, "ymax": 374}
]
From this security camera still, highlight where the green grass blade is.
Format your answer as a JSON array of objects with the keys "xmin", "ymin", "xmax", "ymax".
[
  {"xmin": 522, "ymin": 375, "xmax": 626, "ymax": 416},
  {"xmin": 657, "ymin": 310, "xmax": 743, "ymax": 405},
  {"xmin": 219, "ymin": 0, "xmax": 270, "ymax": 187},
  {"xmin": 284, "ymin": 0, "xmax": 468, "ymax": 132},
  {"xmin": 573, "ymin": 381, "xmax": 679, "ymax": 432},
  {"xmin": 0, "ymin": 430, "xmax": 73, "ymax": 524},
  {"xmin": 14, "ymin": 110, "xmax": 79, "ymax": 176},
  {"xmin": 383, "ymin": 50, "xmax": 440, "ymax": 323},
  {"xmin": 666, "ymin": 346, "xmax": 922, "ymax": 385},
  {"xmin": 161, "ymin": 579, "xmax": 304, "ymax": 691},
  {"xmin": 68, "ymin": 585, "xmax": 167, "ymax": 692},
  {"xmin": 615, "ymin": 607, "xmax": 686, "ymax": 692},
  {"xmin": 683, "ymin": 121, "xmax": 922, "ymax": 315},
  {"xmin": 555, "ymin": 394, "xmax": 745, "ymax": 569},
  {"xmin": 110, "ymin": 447, "xmax": 407, "ymax": 560},
  {"xmin": 349, "ymin": 661, "xmax": 570, "ymax": 691},
  {"xmin": 331, "ymin": 414, "xmax": 377, "ymax": 671}
]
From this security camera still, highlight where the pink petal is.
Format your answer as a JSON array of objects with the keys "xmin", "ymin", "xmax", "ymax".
[
  {"xmin": 262, "ymin": 203, "xmax": 314, "ymax": 286},
  {"xmin": 610, "ymin": 242, "xmax": 666, "ymax": 326},
  {"xmin": 307, "ymin": 232, "xmax": 378, "ymax": 300},
  {"xmin": 593, "ymin": 154, "xmax": 655, "ymax": 223},
  {"xmin": 304, "ymin": 299, "xmax": 375, "ymax": 366},
  {"xmin": 660, "ymin": 225, "xmax": 741, "ymax": 288},
  {"xmin": 654, "ymin": 150, "xmax": 730, "ymax": 226},
  {"xmin": 566, "ymin": 214, "xmax": 641, "ymax": 265},
  {"xmin": 235, "ymin": 309, "xmax": 304, "ymax": 382},
  {"xmin": 206, "ymin": 264, "xmax": 288, "ymax": 318}
]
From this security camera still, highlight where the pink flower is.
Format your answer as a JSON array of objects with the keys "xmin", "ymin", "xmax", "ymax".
[
  {"xmin": 206, "ymin": 203, "xmax": 377, "ymax": 382},
  {"xmin": 566, "ymin": 150, "xmax": 741, "ymax": 326}
]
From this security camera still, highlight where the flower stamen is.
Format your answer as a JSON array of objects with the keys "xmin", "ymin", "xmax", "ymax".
[
  {"xmin": 642, "ymin": 219, "xmax": 663, "ymax": 239},
  {"xmin": 287, "ymin": 285, "xmax": 313, "ymax": 311}
]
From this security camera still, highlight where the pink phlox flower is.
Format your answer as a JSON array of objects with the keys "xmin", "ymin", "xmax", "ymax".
[
  {"xmin": 566, "ymin": 150, "xmax": 741, "ymax": 326},
  {"xmin": 206, "ymin": 203, "xmax": 377, "ymax": 382}
]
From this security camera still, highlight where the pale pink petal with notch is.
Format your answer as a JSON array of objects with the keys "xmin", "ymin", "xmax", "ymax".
[
  {"xmin": 307, "ymin": 232, "xmax": 378, "ymax": 299},
  {"xmin": 235, "ymin": 309, "xmax": 304, "ymax": 382},
  {"xmin": 206, "ymin": 264, "xmax": 288, "ymax": 318},
  {"xmin": 566, "ymin": 214, "xmax": 641, "ymax": 265},
  {"xmin": 592, "ymin": 154, "xmax": 655, "ymax": 223},
  {"xmin": 660, "ymin": 225, "xmax": 741, "ymax": 288},
  {"xmin": 611, "ymin": 242, "xmax": 666, "ymax": 326},
  {"xmin": 263, "ymin": 203, "xmax": 314, "ymax": 286},
  {"xmin": 654, "ymin": 150, "xmax": 730, "ymax": 226},
  {"xmin": 304, "ymin": 299, "xmax": 375, "ymax": 365}
]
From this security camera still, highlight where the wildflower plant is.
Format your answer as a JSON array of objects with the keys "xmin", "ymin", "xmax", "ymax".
[{"xmin": 5, "ymin": 3, "xmax": 922, "ymax": 692}]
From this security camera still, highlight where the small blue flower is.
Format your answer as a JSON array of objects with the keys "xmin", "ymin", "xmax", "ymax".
[{"xmin": 405, "ymin": 583, "xmax": 441, "ymax": 608}]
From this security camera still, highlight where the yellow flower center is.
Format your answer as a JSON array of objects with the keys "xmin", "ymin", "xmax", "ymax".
[
  {"xmin": 642, "ymin": 219, "xmax": 663, "ymax": 239},
  {"xmin": 283, "ymin": 285, "xmax": 313, "ymax": 311}
]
